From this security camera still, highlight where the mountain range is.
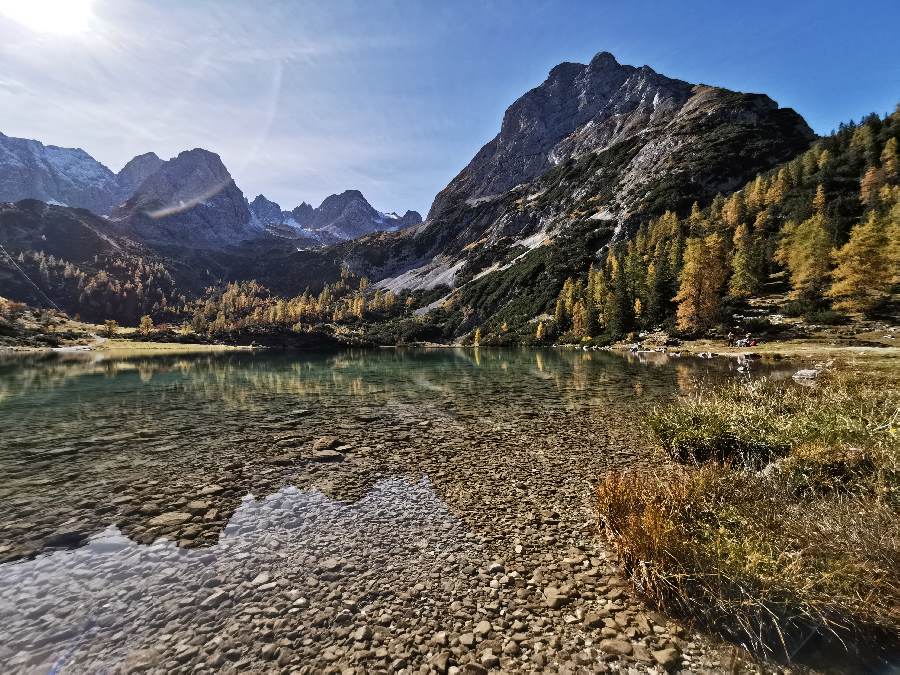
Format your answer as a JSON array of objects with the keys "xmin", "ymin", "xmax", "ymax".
[
  {"xmin": 0, "ymin": 51, "xmax": 815, "ymax": 329},
  {"xmin": 0, "ymin": 133, "xmax": 419, "ymax": 249}
]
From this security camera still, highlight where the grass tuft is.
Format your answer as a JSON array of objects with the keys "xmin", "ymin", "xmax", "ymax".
[{"xmin": 598, "ymin": 370, "xmax": 900, "ymax": 664}]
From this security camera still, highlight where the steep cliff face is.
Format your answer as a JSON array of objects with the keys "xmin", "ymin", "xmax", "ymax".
[
  {"xmin": 428, "ymin": 52, "xmax": 693, "ymax": 220},
  {"xmin": 343, "ymin": 51, "xmax": 813, "ymax": 297},
  {"xmin": 110, "ymin": 148, "xmax": 258, "ymax": 248},
  {"xmin": 113, "ymin": 152, "xmax": 164, "ymax": 207}
]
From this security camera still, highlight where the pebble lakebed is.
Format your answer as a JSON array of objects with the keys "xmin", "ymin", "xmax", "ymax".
[{"xmin": 0, "ymin": 349, "xmax": 790, "ymax": 673}]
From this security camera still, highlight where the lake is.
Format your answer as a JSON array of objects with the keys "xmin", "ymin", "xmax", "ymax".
[{"xmin": 0, "ymin": 348, "xmax": 791, "ymax": 672}]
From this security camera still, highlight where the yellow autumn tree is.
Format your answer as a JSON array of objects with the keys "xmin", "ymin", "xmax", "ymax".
[
  {"xmin": 138, "ymin": 315, "xmax": 154, "ymax": 335},
  {"xmin": 572, "ymin": 299, "xmax": 589, "ymax": 337},
  {"xmin": 827, "ymin": 211, "xmax": 892, "ymax": 314},
  {"xmin": 859, "ymin": 166, "xmax": 884, "ymax": 208},
  {"xmin": 674, "ymin": 233, "xmax": 728, "ymax": 332},
  {"xmin": 729, "ymin": 223, "xmax": 758, "ymax": 299},
  {"xmin": 776, "ymin": 213, "xmax": 833, "ymax": 300},
  {"xmin": 881, "ymin": 137, "xmax": 897, "ymax": 182}
]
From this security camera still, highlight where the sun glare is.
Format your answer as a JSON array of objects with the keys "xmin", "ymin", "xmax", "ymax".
[{"xmin": 0, "ymin": 0, "xmax": 95, "ymax": 36}]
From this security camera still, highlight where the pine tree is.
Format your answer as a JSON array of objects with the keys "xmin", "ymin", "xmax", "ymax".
[
  {"xmin": 645, "ymin": 244, "xmax": 675, "ymax": 327},
  {"xmin": 827, "ymin": 211, "xmax": 892, "ymax": 314},
  {"xmin": 604, "ymin": 253, "xmax": 632, "ymax": 338}
]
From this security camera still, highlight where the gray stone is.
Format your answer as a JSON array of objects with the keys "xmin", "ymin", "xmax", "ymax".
[
  {"xmin": 652, "ymin": 647, "xmax": 680, "ymax": 668},
  {"xmin": 598, "ymin": 639, "xmax": 633, "ymax": 656},
  {"xmin": 544, "ymin": 585, "xmax": 570, "ymax": 609}
]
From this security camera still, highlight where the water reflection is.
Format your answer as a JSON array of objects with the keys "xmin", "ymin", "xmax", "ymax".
[
  {"xmin": 0, "ymin": 478, "xmax": 470, "ymax": 672},
  {"xmin": 0, "ymin": 348, "xmax": 801, "ymax": 671}
]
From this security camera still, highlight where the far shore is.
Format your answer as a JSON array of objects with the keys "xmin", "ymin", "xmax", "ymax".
[{"xmin": 4, "ymin": 334, "xmax": 899, "ymax": 366}]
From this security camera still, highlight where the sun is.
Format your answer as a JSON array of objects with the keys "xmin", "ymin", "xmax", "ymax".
[{"xmin": 0, "ymin": 0, "xmax": 95, "ymax": 36}]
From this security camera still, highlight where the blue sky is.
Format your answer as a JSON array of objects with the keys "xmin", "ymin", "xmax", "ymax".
[{"xmin": 0, "ymin": 0, "xmax": 897, "ymax": 216}]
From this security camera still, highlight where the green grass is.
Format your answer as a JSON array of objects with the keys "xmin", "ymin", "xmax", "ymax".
[{"xmin": 597, "ymin": 370, "xmax": 900, "ymax": 665}]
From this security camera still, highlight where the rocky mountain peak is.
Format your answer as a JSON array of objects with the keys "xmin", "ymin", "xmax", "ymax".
[
  {"xmin": 114, "ymin": 152, "xmax": 163, "ymax": 206},
  {"xmin": 589, "ymin": 50, "xmax": 620, "ymax": 69},
  {"xmin": 315, "ymin": 190, "xmax": 375, "ymax": 223},
  {"xmin": 0, "ymin": 132, "xmax": 117, "ymax": 213},
  {"xmin": 249, "ymin": 194, "xmax": 283, "ymax": 226},
  {"xmin": 290, "ymin": 202, "xmax": 315, "ymax": 226},
  {"xmin": 111, "ymin": 148, "xmax": 254, "ymax": 248},
  {"xmin": 427, "ymin": 51, "xmax": 806, "ymax": 222}
]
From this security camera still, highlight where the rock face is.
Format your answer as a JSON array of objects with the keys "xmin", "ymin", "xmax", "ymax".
[
  {"xmin": 341, "ymin": 50, "xmax": 813, "ymax": 306},
  {"xmin": 110, "ymin": 148, "xmax": 258, "ymax": 248},
  {"xmin": 0, "ymin": 132, "xmax": 118, "ymax": 214},
  {"xmin": 249, "ymin": 190, "xmax": 422, "ymax": 244},
  {"xmin": 249, "ymin": 194, "xmax": 284, "ymax": 227},
  {"xmin": 290, "ymin": 202, "xmax": 316, "ymax": 227},
  {"xmin": 113, "ymin": 152, "xmax": 163, "ymax": 207},
  {"xmin": 427, "ymin": 51, "xmax": 812, "ymax": 223}
]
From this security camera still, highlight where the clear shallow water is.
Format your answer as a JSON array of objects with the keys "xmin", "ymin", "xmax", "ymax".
[{"xmin": 0, "ymin": 348, "xmax": 793, "ymax": 672}]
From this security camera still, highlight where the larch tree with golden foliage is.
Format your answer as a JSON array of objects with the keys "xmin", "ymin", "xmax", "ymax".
[
  {"xmin": 827, "ymin": 211, "xmax": 892, "ymax": 314},
  {"xmin": 674, "ymin": 233, "xmax": 729, "ymax": 333},
  {"xmin": 729, "ymin": 223, "xmax": 758, "ymax": 299},
  {"xmin": 138, "ymin": 315, "xmax": 154, "ymax": 335},
  {"xmin": 776, "ymin": 188, "xmax": 834, "ymax": 300}
]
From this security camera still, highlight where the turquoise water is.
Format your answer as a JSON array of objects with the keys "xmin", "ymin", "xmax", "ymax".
[{"xmin": 0, "ymin": 348, "xmax": 792, "ymax": 671}]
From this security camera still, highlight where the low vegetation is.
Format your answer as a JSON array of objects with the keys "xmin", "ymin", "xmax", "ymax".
[{"xmin": 597, "ymin": 370, "xmax": 899, "ymax": 664}]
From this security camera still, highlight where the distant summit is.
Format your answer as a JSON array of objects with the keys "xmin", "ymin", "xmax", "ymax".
[
  {"xmin": 249, "ymin": 189, "xmax": 422, "ymax": 244},
  {"xmin": 0, "ymin": 129, "xmax": 420, "ymax": 250},
  {"xmin": 428, "ymin": 49, "xmax": 812, "ymax": 222}
]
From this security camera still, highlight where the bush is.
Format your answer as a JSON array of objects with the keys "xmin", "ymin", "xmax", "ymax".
[
  {"xmin": 804, "ymin": 309, "xmax": 850, "ymax": 325},
  {"xmin": 741, "ymin": 316, "xmax": 776, "ymax": 334},
  {"xmin": 601, "ymin": 371, "xmax": 900, "ymax": 664}
]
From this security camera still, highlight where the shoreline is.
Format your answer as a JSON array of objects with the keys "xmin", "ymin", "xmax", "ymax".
[{"xmin": 4, "ymin": 336, "xmax": 900, "ymax": 364}]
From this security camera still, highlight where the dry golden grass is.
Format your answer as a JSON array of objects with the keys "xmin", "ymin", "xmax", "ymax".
[{"xmin": 597, "ymin": 371, "xmax": 900, "ymax": 663}]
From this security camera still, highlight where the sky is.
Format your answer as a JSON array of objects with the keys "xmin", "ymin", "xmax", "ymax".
[{"xmin": 0, "ymin": 0, "xmax": 897, "ymax": 216}]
